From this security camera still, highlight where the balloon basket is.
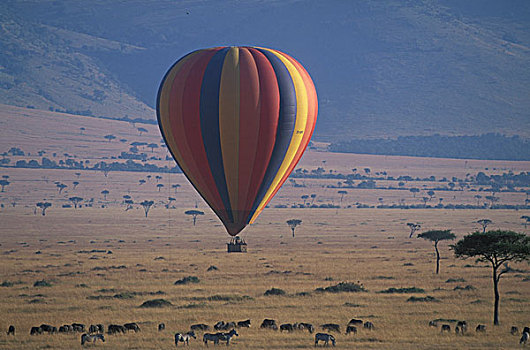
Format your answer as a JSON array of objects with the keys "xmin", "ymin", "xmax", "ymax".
[{"xmin": 227, "ymin": 236, "xmax": 247, "ymax": 253}]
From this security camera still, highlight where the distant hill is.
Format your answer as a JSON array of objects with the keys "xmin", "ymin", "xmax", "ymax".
[{"xmin": 1, "ymin": 0, "xmax": 529, "ymax": 141}]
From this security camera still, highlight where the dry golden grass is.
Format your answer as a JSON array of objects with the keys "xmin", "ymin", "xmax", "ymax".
[{"xmin": 0, "ymin": 106, "xmax": 529, "ymax": 349}]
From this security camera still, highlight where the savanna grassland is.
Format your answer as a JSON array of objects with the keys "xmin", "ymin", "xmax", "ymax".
[{"xmin": 0, "ymin": 105, "xmax": 529, "ymax": 349}]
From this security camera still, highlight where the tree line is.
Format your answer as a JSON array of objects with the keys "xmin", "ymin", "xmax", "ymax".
[{"xmin": 329, "ymin": 133, "xmax": 530, "ymax": 161}]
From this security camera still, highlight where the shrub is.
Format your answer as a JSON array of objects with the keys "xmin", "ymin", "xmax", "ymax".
[
  {"xmin": 207, "ymin": 265, "xmax": 218, "ymax": 271},
  {"xmin": 406, "ymin": 296, "xmax": 439, "ymax": 302},
  {"xmin": 139, "ymin": 299, "xmax": 173, "ymax": 308},
  {"xmin": 453, "ymin": 285, "xmax": 476, "ymax": 291},
  {"xmin": 264, "ymin": 288, "xmax": 286, "ymax": 296},
  {"xmin": 315, "ymin": 282, "xmax": 366, "ymax": 293},
  {"xmin": 1, "ymin": 281, "xmax": 13, "ymax": 287},
  {"xmin": 378, "ymin": 287, "xmax": 425, "ymax": 294},
  {"xmin": 207, "ymin": 294, "xmax": 252, "ymax": 301},
  {"xmin": 445, "ymin": 278, "xmax": 466, "ymax": 283},
  {"xmin": 33, "ymin": 280, "xmax": 52, "ymax": 287},
  {"xmin": 174, "ymin": 276, "xmax": 200, "ymax": 285}
]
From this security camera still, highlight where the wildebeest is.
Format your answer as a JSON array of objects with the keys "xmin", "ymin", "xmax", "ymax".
[
  {"xmin": 81, "ymin": 333, "xmax": 105, "ymax": 346},
  {"xmin": 348, "ymin": 318, "xmax": 363, "ymax": 326},
  {"xmin": 476, "ymin": 324, "xmax": 486, "ymax": 333},
  {"xmin": 456, "ymin": 321, "xmax": 467, "ymax": 334},
  {"xmin": 89, "ymin": 325, "xmax": 98, "ymax": 334},
  {"xmin": 214, "ymin": 321, "xmax": 226, "ymax": 330},
  {"xmin": 511, "ymin": 326, "xmax": 519, "ymax": 335},
  {"xmin": 524, "ymin": 327, "xmax": 530, "ymax": 334},
  {"xmin": 321, "ymin": 323, "xmax": 340, "ymax": 333},
  {"xmin": 124, "ymin": 322, "xmax": 140, "ymax": 333},
  {"xmin": 441, "ymin": 324, "xmax": 451, "ymax": 333},
  {"xmin": 59, "ymin": 325, "xmax": 74, "ymax": 333},
  {"xmin": 293, "ymin": 322, "xmax": 314, "ymax": 333},
  {"xmin": 315, "ymin": 333, "xmax": 336, "ymax": 347},
  {"xmin": 345, "ymin": 325, "xmax": 357, "ymax": 335},
  {"xmin": 428, "ymin": 320, "xmax": 437, "ymax": 327},
  {"xmin": 72, "ymin": 323, "xmax": 86, "ymax": 332},
  {"xmin": 364, "ymin": 321, "xmax": 374, "ymax": 330},
  {"xmin": 280, "ymin": 323, "xmax": 294, "ymax": 332},
  {"xmin": 97, "ymin": 324, "xmax": 104, "ymax": 333},
  {"xmin": 260, "ymin": 319, "xmax": 278, "ymax": 330},
  {"xmin": 237, "ymin": 319, "xmax": 251, "ymax": 328},
  {"xmin": 175, "ymin": 331, "xmax": 196, "ymax": 346},
  {"xmin": 30, "ymin": 326, "xmax": 42, "ymax": 335},
  {"xmin": 190, "ymin": 323, "xmax": 209, "ymax": 331},
  {"xmin": 521, "ymin": 331, "xmax": 529, "ymax": 345},
  {"xmin": 7, "ymin": 325, "xmax": 15, "ymax": 335},
  {"xmin": 158, "ymin": 323, "xmax": 165, "ymax": 331},
  {"xmin": 214, "ymin": 321, "xmax": 235, "ymax": 331},
  {"xmin": 108, "ymin": 324, "xmax": 126, "ymax": 334}
]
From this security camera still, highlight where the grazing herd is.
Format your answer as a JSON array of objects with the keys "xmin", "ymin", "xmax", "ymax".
[
  {"xmin": 4, "ymin": 319, "xmax": 529, "ymax": 346},
  {"xmin": 430, "ymin": 319, "xmax": 530, "ymax": 345}
]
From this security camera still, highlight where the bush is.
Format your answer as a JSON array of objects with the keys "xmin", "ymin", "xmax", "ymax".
[
  {"xmin": 378, "ymin": 287, "xmax": 425, "ymax": 294},
  {"xmin": 174, "ymin": 276, "xmax": 200, "ymax": 285},
  {"xmin": 139, "ymin": 299, "xmax": 173, "ymax": 308},
  {"xmin": 453, "ymin": 285, "xmax": 476, "ymax": 291},
  {"xmin": 406, "ymin": 296, "xmax": 439, "ymax": 302},
  {"xmin": 207, "ymin": 265, "xmax": 218, "ymax": 271},
  {"xmin": 33, "ymin": 280, "xmax": 52, "ymax": 287},
  {"xmin": 315, "ymin": 282, "xmax": 366, "ymax": 293},
  {"xmin": 207, "ymin": 294, "xmax": 252, "ymax": 301},
  {"xmin": 0, "ymin": 281, "xmax": 13, "ymax": 287},
  {"xmin": 264, "ymin": 288, "xmax": 286, "ymax": 296},
  {"xmin": 445, "ymin": 278, "xmax": 466, "ymax": 283}
]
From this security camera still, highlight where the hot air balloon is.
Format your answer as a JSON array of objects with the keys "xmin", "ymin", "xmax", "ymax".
[{"xmin": 157, "ymin": 46, "xmax": 317, "ymax": 236}]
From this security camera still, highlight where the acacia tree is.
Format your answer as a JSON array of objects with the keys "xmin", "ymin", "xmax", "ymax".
[
  {"xmin": 452, "ymin": 230, "xmax": 530, "ymax": 325},
  {"xmin": 56, "ymin": 183, "xmax": 67, "ymax": 194},
  {"xmin": 409, "ymin": 188, "xmax": 420, "ymax": 198},
  {"xmin": 0, "ymin": 179, "xmax": 10, "ymax": 192},
  {"xmin": 140, "ymin": 200, "xmax": 154, "ymax": 217},
  {"xmin": 286, "ymin": 219, "xmax": 302, "ymax": 237},
  {"xmin": 172, "ymin": 184, "xmax": 181, "ymax": 193},
  {"xmin": 417, "ymin": 230, "xmax": 456, "ymax": 274},
  {"xmin": 407, "ymin": 222, "xmax": 421, "ymax": 238},
  {"xmin": 477, "ymin": 219, "xmax": 492, "ymax": 233},
  {"xmin": 36, "ymin": 202, "xmax": 52, "ymax": 216},
  {"xmin": 185, "ymin": 210, "xmax": 204, "ymax": 226},
  {"xmin": 338, "ymin": 190, "xmax": 347, "ymax": 207},
  {"xmin": 69, "ymin": 197, "xmax": 83, "ymax": 209},
  {"xmin": 157, "ymin": 184, "xmax": 164, "ymax": 192},
  {"xmin": 101, "ymin": 190, "xmax": 109, "ymax": 200}
]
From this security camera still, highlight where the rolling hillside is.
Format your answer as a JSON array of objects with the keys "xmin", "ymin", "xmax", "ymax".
[{"xmin": 1, "ymin": 0, "xmax": 529, "ymax": 140}]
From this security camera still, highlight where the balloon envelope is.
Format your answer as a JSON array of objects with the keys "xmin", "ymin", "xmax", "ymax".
[{"xmin": 157, "ymin": 46, "xmax": 317, "ymax": 236}]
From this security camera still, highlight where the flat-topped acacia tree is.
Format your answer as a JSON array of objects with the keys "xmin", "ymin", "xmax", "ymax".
[
  {"xmin": 140, "ymin": 200, "xmax": 154, "ymax": 217},
  {"xmin": 185, "ymin": 210, "xmax": 204, "ymax": 226},
  {"xmin": 452, "ymin": 230, "xmax": 530, "ymax": 325},
  {"xmin": 417, "ymin": 230, "xmax": 456, "ymax": 274},
  {"xmin": 286, "ymin": 219, "xmax": 302, "ymax": 238}
]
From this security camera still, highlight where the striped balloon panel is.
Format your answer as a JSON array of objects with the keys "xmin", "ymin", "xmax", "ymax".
[{"xmin": 157, "ymin": 46, "xmax": 317, "ymax": 236}]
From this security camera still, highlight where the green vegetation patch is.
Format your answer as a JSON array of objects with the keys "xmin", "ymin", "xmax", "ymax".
[
  {"xmin": 174, "ymin": 276, "xmax": 200, "ymax": 285},
  {"xmin": 445, "ymin": 278, "xmax": 466, "ymax": 283},
  {"xmin": 33, "ymin": 280, "xmax": 52, "ymax": 287},
  {"xmin": 378, "ymin": 287, "xmax": 425, "ymax": 294},
  {"xmin": 315, "ymin": 282, "xmax": 366, "ymax": 293},
  {"xmin": 206, "ymin": 294, "xmax": 253, "ymax": 302},
  {"xmin": 139, "ymin": 299, "xmax": 173, "ymax": 308},
  {"xmin": 406, "ymin": 295, "xmax": 439, "ymax": 302},
  {"xmin": 264, "ymin": 288, "xmax": 286, "ymax": 296}
]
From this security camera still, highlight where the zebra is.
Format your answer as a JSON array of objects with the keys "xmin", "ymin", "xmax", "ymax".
[
  {"xmin": 30, "ymin": 327, "xmax": 42, "ymax": 335},
  {"xmin": 124, "ymin": 322, "xmax": 140, "ymax": 333},
  {"xmin": 81, "ymin": 333, "xmax": 105, "ymax": 346},
  {"xmin": 476, "ymin": 324, "xmax": 486, "ymax": 333},
  {"xmin": 364, "ymin": 321, "xmax": 374, "ymax": 330},
  {"xmin": 158, "ymin": 323, "xmax": 165, "ymax": 331},
  {"xmin": 456, "ymin": 321, "xmax": 467, "ymax": 334},
  {"xmin": 190, "ymin": 323, "xmax": 209, "ymax": 331},
  {"xmin": 315, "ymin": 333, "xmax": 336, "ymax": 347},
  {"xmin": 237, "ymin": 319, "xmax": 251, "ymax": 328},
  {"xmin": 175, "ymin": 331, "xmax": 196, "ymax": 346},
  {"xmin": 321, "ymin": 323, "xmax": 340, "ymax": 333},
  {"xmin": 348, "ymin": 318, "xmax": 363, "ymax": 326},
  {"xmin": 280, "ymin": 323, "xmax": 294, "ymax": 332},
  {"xmin": 218, "ymin": 329, "xmax": 238, "ymax": 346},
  {"xmin": 520, "ymin": 331, "xmax": 529, "ymax": 345},
  {"xmin": 345, "ymin": 325, "xmax": 357, "ymax": 335},
  {"xmin": 511, "ymin": 326, "xmax": 518, "ymax": 335},
  {"xmin": 441, "ymin": 324, "xmax": 451, "ymax": 333}
]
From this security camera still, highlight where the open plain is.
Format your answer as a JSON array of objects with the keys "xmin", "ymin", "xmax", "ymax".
[{"xmin": 0, "ymin": 106, "xmax": 529, "ymax": 349}]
